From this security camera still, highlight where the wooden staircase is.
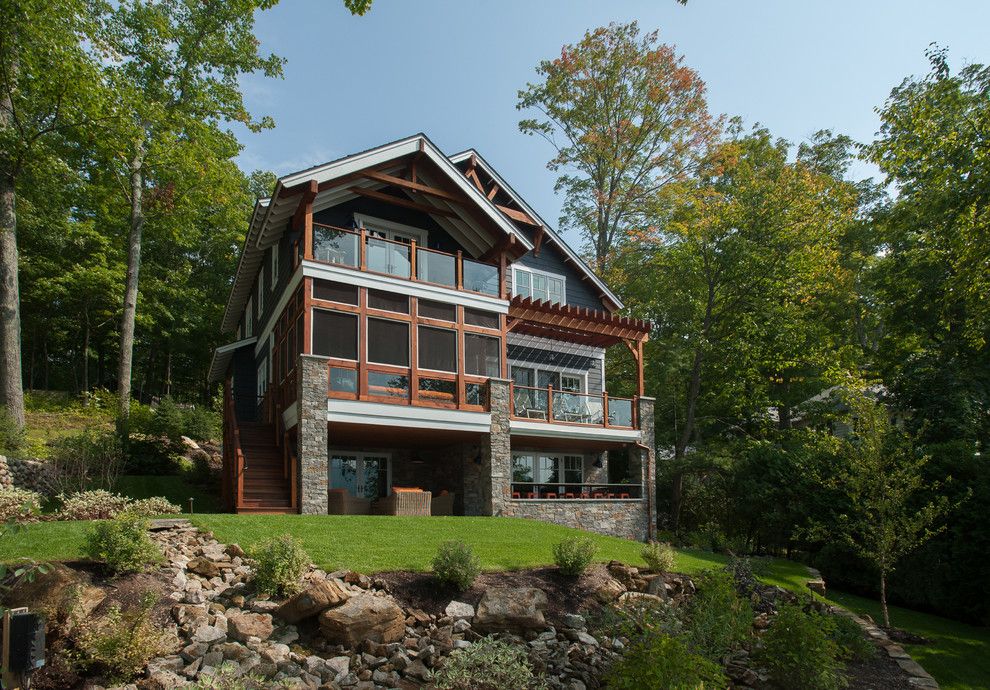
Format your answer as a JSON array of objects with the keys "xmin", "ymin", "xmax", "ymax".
[{"xmin": 236, "ymin": 422, "xmax": 294, "ymax": 513}]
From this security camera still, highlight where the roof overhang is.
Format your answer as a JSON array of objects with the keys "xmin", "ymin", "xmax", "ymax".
[
  {"xmin": 207, "ymin": 337, "xmax": 257, "ymax": 383},
  {"xmin": 449, "ymin": 149, "xmax": 624, "ymax": 312}
]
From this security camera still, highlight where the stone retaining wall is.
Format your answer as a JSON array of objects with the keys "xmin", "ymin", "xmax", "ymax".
[{"xmin": 500, "ymin": 498, "xmax": 649, "ymax": 541}]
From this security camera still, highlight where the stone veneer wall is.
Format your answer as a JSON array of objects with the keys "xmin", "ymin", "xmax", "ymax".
[
  {"xmin": 470, "ymin": 378, "xmax": 511, "ymax": 517},
  {"xmin": 297, "ymin": 355, "xmax": 329, "ymax": 514},
  {"xmin": 638, "ymin": 396, "xmax": 657, "ymax": 541},
  {"xmin": 501, "ymin": 499, "xmax": 649, "ymax": 541}
]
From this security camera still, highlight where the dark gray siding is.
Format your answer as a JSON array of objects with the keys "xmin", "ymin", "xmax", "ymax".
[
  {"xmin": 512, "ymin": 230, "xmax": 606, "ymax": 311},
  {"xmin": 231, "ymin": 345, "xmax": 258, "ymax": 421}
]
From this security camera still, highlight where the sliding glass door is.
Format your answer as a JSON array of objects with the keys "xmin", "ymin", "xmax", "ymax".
[{"xmin": 329, "ymin": 453, "xmax": 391, "ymax": 499}]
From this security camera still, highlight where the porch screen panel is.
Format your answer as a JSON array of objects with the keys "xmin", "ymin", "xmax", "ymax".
[
  {"xmin": 418, "ymin": 300, "xmax": 456, "ymax": 322},
  {"xmin": 313, "ymin": 279, "xmax": 358, "ymax": 305},
  {"xmin": 464, "ymin": 334, "xmax": 500, "ymax": 377},
  {"xmin": 367, "ymin": 319, "xmax": 409, "ymax": 366},
  {"xmin": 313, "ymin": 309, "xmax": 357, "ymax": 360},
  {"xmin": 418, "ymin": 326, "xmax": 456, "ymax": 372}
]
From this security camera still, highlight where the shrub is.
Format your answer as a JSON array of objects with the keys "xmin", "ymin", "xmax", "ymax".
[
  {"xmin": 49, "ymin": 430, "xmax": 124, "ymax": 494},
  {"xmin": 435, "ymin": 636, "xmax": 546, "ymax": 690},
  {"xmin": 251, "ymin": 534, "xmax": 309, "ymax": 597},
  {"xmin": 0, "ymin": 487, "xmax": 41, "ymax": 523},
  {"xmin": 85, "ymin": 514, "xmax": 163, "ymax": 574},
  {"xmin": 724, "ymin": 555, "xmax": 758, "ymax": 594},
  {"xmin": 432, "ymin": 540, "xmax": 481, "ymax": 591},
  {"xmin": 59, "ymin": 489, "xmax": 132, "ymax": 520},
  {"xmin": 641, "ymin": 540, "xmax": 676, "ymax": 573},
  {"xmin": 136, "ymin": 396, "xmax": 221, "ymax": 445},
  {"xmin": 684, "ymin": 569, "xmax": 752, "ymax": 661},
  {"xmin": 128, "ymin": 496, "xmax": 182, "ymax": 517},
  {"xmin": 185, "ymin": 662, "xmax": 275, "ymax": 689},
  {"xmin": 759, "ymin": 604, "xmax": 845, "ymax": 690},
  {"xmin": 0, "ymin": 405, "xmax": 25, "ymax": 455},
  {"xmin": 72, "ymin": 592, "xmax": 176, "ymax": 683},
  {"xmin": 608, "ymin": 633, "xmax": 726, "ymax": 690},
  {"xmin": 830, "ymin": 612, "xmax": 876, "ymax": 662},
  {"xmin": 122, "ymin": 436, "xmax": 183, "ymax": 475},
  {"xmin": 552, "ymin": 536, "xmax": 597, "ymax": 577},
  {"xmin": 591, "ymin": 595, "xmax": 683, "ymax": 642}
]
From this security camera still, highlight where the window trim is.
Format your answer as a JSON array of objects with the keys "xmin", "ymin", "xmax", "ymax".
[
  {"xmin": 311, "ymin": 308, "xmax": 359, "ymax": 362},
  {"xmin": 366, "ymin": 316, "xmax": 410, "ymax": 367},
  {"xmin": 511, "ymin": 265, "xmax": 567, "ymax": 305},
  {"xmin": 354, "ymin": 213, "xmax": 428, "ymax": 245}
]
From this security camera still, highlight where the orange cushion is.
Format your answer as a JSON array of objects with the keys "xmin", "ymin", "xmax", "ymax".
[{"xmin": 392, "ymin": 486, "xmax": 422, "ymax": 493}]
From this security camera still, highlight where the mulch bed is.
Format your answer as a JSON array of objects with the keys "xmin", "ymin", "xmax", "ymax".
[{"xmin": 846, "ymin": 652, "xmax": 918, "ymax": 689}]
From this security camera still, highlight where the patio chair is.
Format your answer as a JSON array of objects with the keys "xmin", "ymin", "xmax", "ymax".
[
  {"xmin": 328, "ymin": 489, "xmax": 371, "ymax": 515},
  {"xmin": 431, "ymin": 491, "xmax": 455, "ymax": 516},
  {"xmin": 372, "ymin": 489, "xmax": 432, "ymax": 516}
]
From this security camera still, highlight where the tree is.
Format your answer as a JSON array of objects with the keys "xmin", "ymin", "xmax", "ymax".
[
  {"xmin": 102, "ymin": 0, "xmax": 284, "ymax": 434},
  {"xmin": 0, "ymin": 0, "xmax": 107, "ymax": 426},
  {"xmin": 517, "ymin": 21, "xmax": 718, "ymax": 272},
  {"xmin": 822, "ymin": 387, "xmax": 952, "ymax": 628}
]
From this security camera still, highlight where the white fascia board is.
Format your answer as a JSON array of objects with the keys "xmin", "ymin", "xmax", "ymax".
[
  {"xmin": 207, "ymin": 336, "xmax": 258, "ymax": 383},
  {"xmin": 509, "ymin": 420, "xmax": 641, "ymax": 443},
  {"xmin": 449, "ymin": 149, "xmax": 623, "ymax": 310},
  {"xmin": 303, "ymin": 261, "xmax": 509, "ymax": 314},
  {"xmin": 327, "ymin": 399, "xmax": 492, "ymax": 434}
]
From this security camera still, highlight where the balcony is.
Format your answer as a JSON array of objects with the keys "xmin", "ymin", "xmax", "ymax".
[
  {"xmin": 510, "ymin": 383, "xmax": 636, "ymax": 429},
  {"xmin": 312, "ymin": 223, "xmax": 501, "ymax": 297}
]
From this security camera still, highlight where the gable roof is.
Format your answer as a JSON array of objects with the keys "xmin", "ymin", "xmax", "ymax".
[
  {"xmin": 448, "ymin": 149, "xmax": 624, "ymax": 311},
  {"xmin": 220, "ymin": 133, "xmax": 534, "ymax": 333}
]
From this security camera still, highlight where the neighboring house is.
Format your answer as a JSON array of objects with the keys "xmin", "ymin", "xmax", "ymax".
[{"xmin": 208, "ymin": 134, "xmax": 656, "ymax": 540}]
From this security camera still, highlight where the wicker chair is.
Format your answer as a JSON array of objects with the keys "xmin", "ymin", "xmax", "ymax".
[
  {"xmin": 372, "ymin": 490, "xmax": 432, "ymax": 516},
  {"xmin": 431, "ymin": 491, "xmax": 455, "ymax": 516},
  {"xmin": 328, "ymin": 489, "xmax": 371, "ymax": 515}
]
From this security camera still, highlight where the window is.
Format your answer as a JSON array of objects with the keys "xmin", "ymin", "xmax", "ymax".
[
  {"xmin": 245, "ymin": 298, "xmax": 253, "ymax": 337},
  {"xmin": 511, "ymin": 453, "xmax": 582, "ymax": 485},
  {"xmin": 512, "ymin": 454, "xmax": 535, "ymax": 483},
  {"xmin": 257, "ymin": 276, "xmax": 265, "ymax": 317},
  {"xmin": 368, "ymin": 319, "xmax": 409, "ymax": 366},
  {"xmin": 511, "ymin": 365, "xmax": 583, "ymax": 393},
  {"xmin": 368, "ymin": 289, "xmax": 409, "ymax": 314},
  {"xmin": 313, "ymin": 310, "xmax": 357, "ymax": 360},
  {"xmin": 256, "ymin": 358, "xmax": 268, "ymax": 398},
  {"xmin": 355, "ymin": 214, "xmax": 428, "ymax": 245},
  {"xmin": 418, "ymin": 299, "xmax": 455, "ymax": 322},
  {"xmin": 563, "ymin": 455, "xmax": 583, "ymax": 485},
  {"xmin": 561, "ymin": 374, "xmax": 583, "ymax": 393},
  {"xmin": 418, "ymin": 326, "xmax": 456, "ymax": 372},
  {"xmin": 513, "ymin": 266, "xmax": 565, "ymax": 305},
  {"xmin": 314, "ymin": 279, "xmax": 357, "ymax": 305},
  {"xmin": 271, "ymin": 247, "xmax": 279, "ymax": 290},
  {"xmin": 538, "ymin": 455, "xmax": 560, "ymax": 483},
  {"xmin": 464, "ymin": 334, "xmax": 500, "ymax": 377},
  {"xmin": 464, "ymin": 308, "xmax": 499, "ymax": 329}
]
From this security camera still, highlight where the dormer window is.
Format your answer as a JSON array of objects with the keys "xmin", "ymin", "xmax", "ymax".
[{"xmin": 513, "ymin": 266, "xmax": 565, "ymax": 305}]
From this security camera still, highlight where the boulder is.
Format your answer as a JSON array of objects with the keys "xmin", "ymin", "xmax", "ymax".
[
  {"xmin": 806, "ymin": 578, "xmax": 827, "ymax": 597},
  {"xmin": 276, "ymin": 578, "xmax": 350, "ymax": 623},
  {"xmin": 319, "ymin": 594, "xmax": 406, "ymax": 646},
  {"xmin": 473, "ymin": 587, "xmax": 548, "ymax": 634},
  {"xmin": 444, "ymin": 600, "xmax": 475, "ymax": 620},
  {"xmin": 187, "ymin": 557, "xmax": 221, "ymax": 578},
  {"xmin": 228, "ymin": 611, "xmax": 273, "ymax": 642},
  {"xmin": 4, "ymin": 563, "xmax": 105, "ymax": 627},
  {"xmin": 592, "ymin": 575, "xmax": 626, "ymax": 603}
]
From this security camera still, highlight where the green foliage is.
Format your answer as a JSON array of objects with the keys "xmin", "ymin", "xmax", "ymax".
[
  {"xmin": 71, "ymin": 592, "xmax": 176, "ymax": 683},
  {"xmin": 829, "ymin": 613, "xmax": 876, "ymax": 662},
  {"xmin": 432, "ymin": 540, "xmax": 482, "ymax": 591},
  {"xmin": 128, "ymin": 496, "xmax": 182, "ymax": 517},
  {"xmin": 552, "ymin": 536, "xmax": 597, "ymax": 577},
  {"xmin": 0, "ymin": 406, "xmax": 26, "ymax": 455},
  {"xmin": 435, "ymin": 636, "xmax": 546, "ymax": 690},
  {"xmin": 84, "ymin": 514, "xmax": 163, "ymax": 574},
  {"xmin": 759, "ymin": 604, "xmax": 846, "ymax": 690},
  {"xmin": 133, "ymin": 397, "xmax": 220, "ymax": 446},
  {"xmin": 184, "ymin": 661, "xmax": 284, "ymax": 689},
  {"xmin": 641, "ymin": 540, "xmax": 676, "ymax": 572},
  {"xmin": 607, "ymin": 633, "xmax": 726, "ymax": 690},
  {"xmin": 684, "ymin": 570, "xmax": 752, "ymax": 661},
  {"xmin": 250, "ymin": 534, "xmax": 309, "ymax": 597},
  {"xmin": 59, "ymin": 489, "xmax": 133, "ymax": 520},
  {"xmin": 0, "ymin": 487, "xmax": 41, "ymax": 523},
  {"xmin": 48, "ymin": 429, "xmax": 125, "ymax": 494}
]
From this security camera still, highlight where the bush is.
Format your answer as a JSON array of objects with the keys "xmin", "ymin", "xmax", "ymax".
[
  {"xmin": 136, "ymin": 396, "xmax": 221, "ymax": 445},
  {"xmin": 251, "ymin": 534, "xmax": 309, "ymax": 597},
  {"xmin": 435, "ymin": 636, "xmax": 546, "ymax": 690},
  {"xmin": 72, "ymin": 592, "xmax": 176, "ymax": 683},
  {"xmin": 185, "ymin": 662, "xmax": 273, "ymax": 689},
  {"xmin": 684, "ymin": 569, "xmax": 752, "ymax": 661},
  {"xmin": 128, "ymin": 496, "xmax": 182, "ymax": 517},
  {"xmin": 591, "ymin": 595, "xmax": 683, "ymax": 642},
  {"xmin": 608, "ymin": 633, "xmax": 726, "ymax": 690},
  {"xmin": 85, "ymin": 514, "xmax": 163, "ymax": 574},
  {"xmin": 759, "ymin": 604, "xmax": 845, "ymax": 690},
  {"xmin": 49, "ymin": 430, "xmax": 124, "ymax": 494},
  {"xmin": 122, "ymin": 436, "xmax": 183, "ymax": 475},
  {"xmin": 552, "ymin": 536, "xmax": 597, "ymax": 577},
  {"xmin": 641, "ymin": 540, "xmax": 676, "ymax": 573},
  {"xmin": 59, "ymin": 489, "xmax": 133, "ymax": 520},
  {"xmin": 0, "ymin": 405, "xmax": 25, "ymax": 455},
  {"xmin": 0, "ymin": 487, "xmax": 41, "ymax": 523},
  {"xmin": 830, "ymin": 612, "xmax": 876, "ymax": 662},
  {"xmin": 432, "ymin": 540, "xmax": 481, "ymax": 591}
]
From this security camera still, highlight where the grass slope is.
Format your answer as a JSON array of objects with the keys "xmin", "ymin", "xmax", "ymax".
[{"xmin": 117, "ymin": 475, "xmax": 221, "ymax": 513}]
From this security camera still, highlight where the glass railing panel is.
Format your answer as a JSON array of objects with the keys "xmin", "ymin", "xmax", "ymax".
[
  {"xmin": 416, "ymin": 248, "xmax": 456, "ymax": 287},
  {"xmin": 608, "ymin": 398, "xmax": 634, "ymax": 427},
  {"xmin": 313, "ymin": 226, "xmax": 358, "ymax": 267},
  {"xmin": 462, "ymin": 259, "xmax": 499, "ymax": 296},
  {"xmin": 365, "ymin": 237, "xmax": 411, "ymax": 278},
  {"xmin": 513, "ymin": 387, "xmax": 548, "ymax": 419},
  {"xmin": 552, "ymin": 392, "xmax": 604, "ymax": 425}
]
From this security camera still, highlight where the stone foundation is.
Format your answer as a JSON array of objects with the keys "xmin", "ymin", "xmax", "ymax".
[
  {"xmin": 500, "ymin": 499, "xmax": 649, "ymax": 541},
  {"xmin": 297, "ymin": 355, "xmax": 329, "ymax": 514}
]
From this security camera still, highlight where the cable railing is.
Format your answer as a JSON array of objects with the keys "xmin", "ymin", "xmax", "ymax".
[
  {"xmin": 510, "ymin": 383, "xmax": 636, "ymax": 428},
  {"xmin": 311, "ymin": 223, "xmax": 501, "ymax": 297}
]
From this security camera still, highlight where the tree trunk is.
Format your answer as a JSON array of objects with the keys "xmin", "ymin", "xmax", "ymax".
[
  {"xmin": 116, "ymin": 142, "xmax": 146, "ymax": 435},
  {"xmin": 880, "ymin": 571, "xmax": 891, "ymax": 629},
  {"xmin": 164, "ymin": 347, "xmax": 172, "ymax": 397},
  {"xmin": 0, "ymin": 172, "xmax": 24, "ymax": 429},
  {"xmin": 81, "ymin": 310, "xmax": 90, "ymax": 398}
]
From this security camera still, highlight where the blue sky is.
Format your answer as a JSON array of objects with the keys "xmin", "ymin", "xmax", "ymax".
[{"xmin": 236, "ymin": 0, "xmax": 989, "ymax": 246}]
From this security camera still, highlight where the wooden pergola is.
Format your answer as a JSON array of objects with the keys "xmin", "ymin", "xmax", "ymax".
[{"xmin": 507, "ymin": 296, "xmax": 651, "ymax": 397}]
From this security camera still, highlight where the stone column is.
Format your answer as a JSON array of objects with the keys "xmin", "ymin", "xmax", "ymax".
[
  {"xmin": 480, "ymin": 378, "xmax": 512, "ymax": 516},
  {"xmin": 637, "ymin": 396, "xmax": 657, "ymax": 541},
  {"xmin": 296, "ymin": 355, "xmax": 329, "ymax": 514}
]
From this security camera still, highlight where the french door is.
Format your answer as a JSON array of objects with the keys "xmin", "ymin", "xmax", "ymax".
[{"xmin": 329, "ymin": 452, "xmax": 391, "ymax": 499}]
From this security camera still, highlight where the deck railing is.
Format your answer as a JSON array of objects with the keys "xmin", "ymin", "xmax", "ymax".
[
  {"xmin": 510, "ymin": 383, "xmax": 636, "ymax": 429},
  {"xmin": 312, "ymin": 223, "xmax": 501, "ymax": 297},
  {"xmin": 510, "ymin": 482, "xmax": 643, "ymax": 499}
]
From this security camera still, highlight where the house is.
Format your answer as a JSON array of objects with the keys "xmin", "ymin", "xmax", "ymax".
[{"xmin": 208, "ymin": 134, "xmax": 656, "ymax": 541}]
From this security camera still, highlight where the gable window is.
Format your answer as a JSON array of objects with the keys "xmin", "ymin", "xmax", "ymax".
[
  {"xmin": 513, "ymin": 266, "xmax": 565, "ymax": 305},
  {"xmin": 355, "ymin": 214, "xmax": 428, "ymax": 245}
]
